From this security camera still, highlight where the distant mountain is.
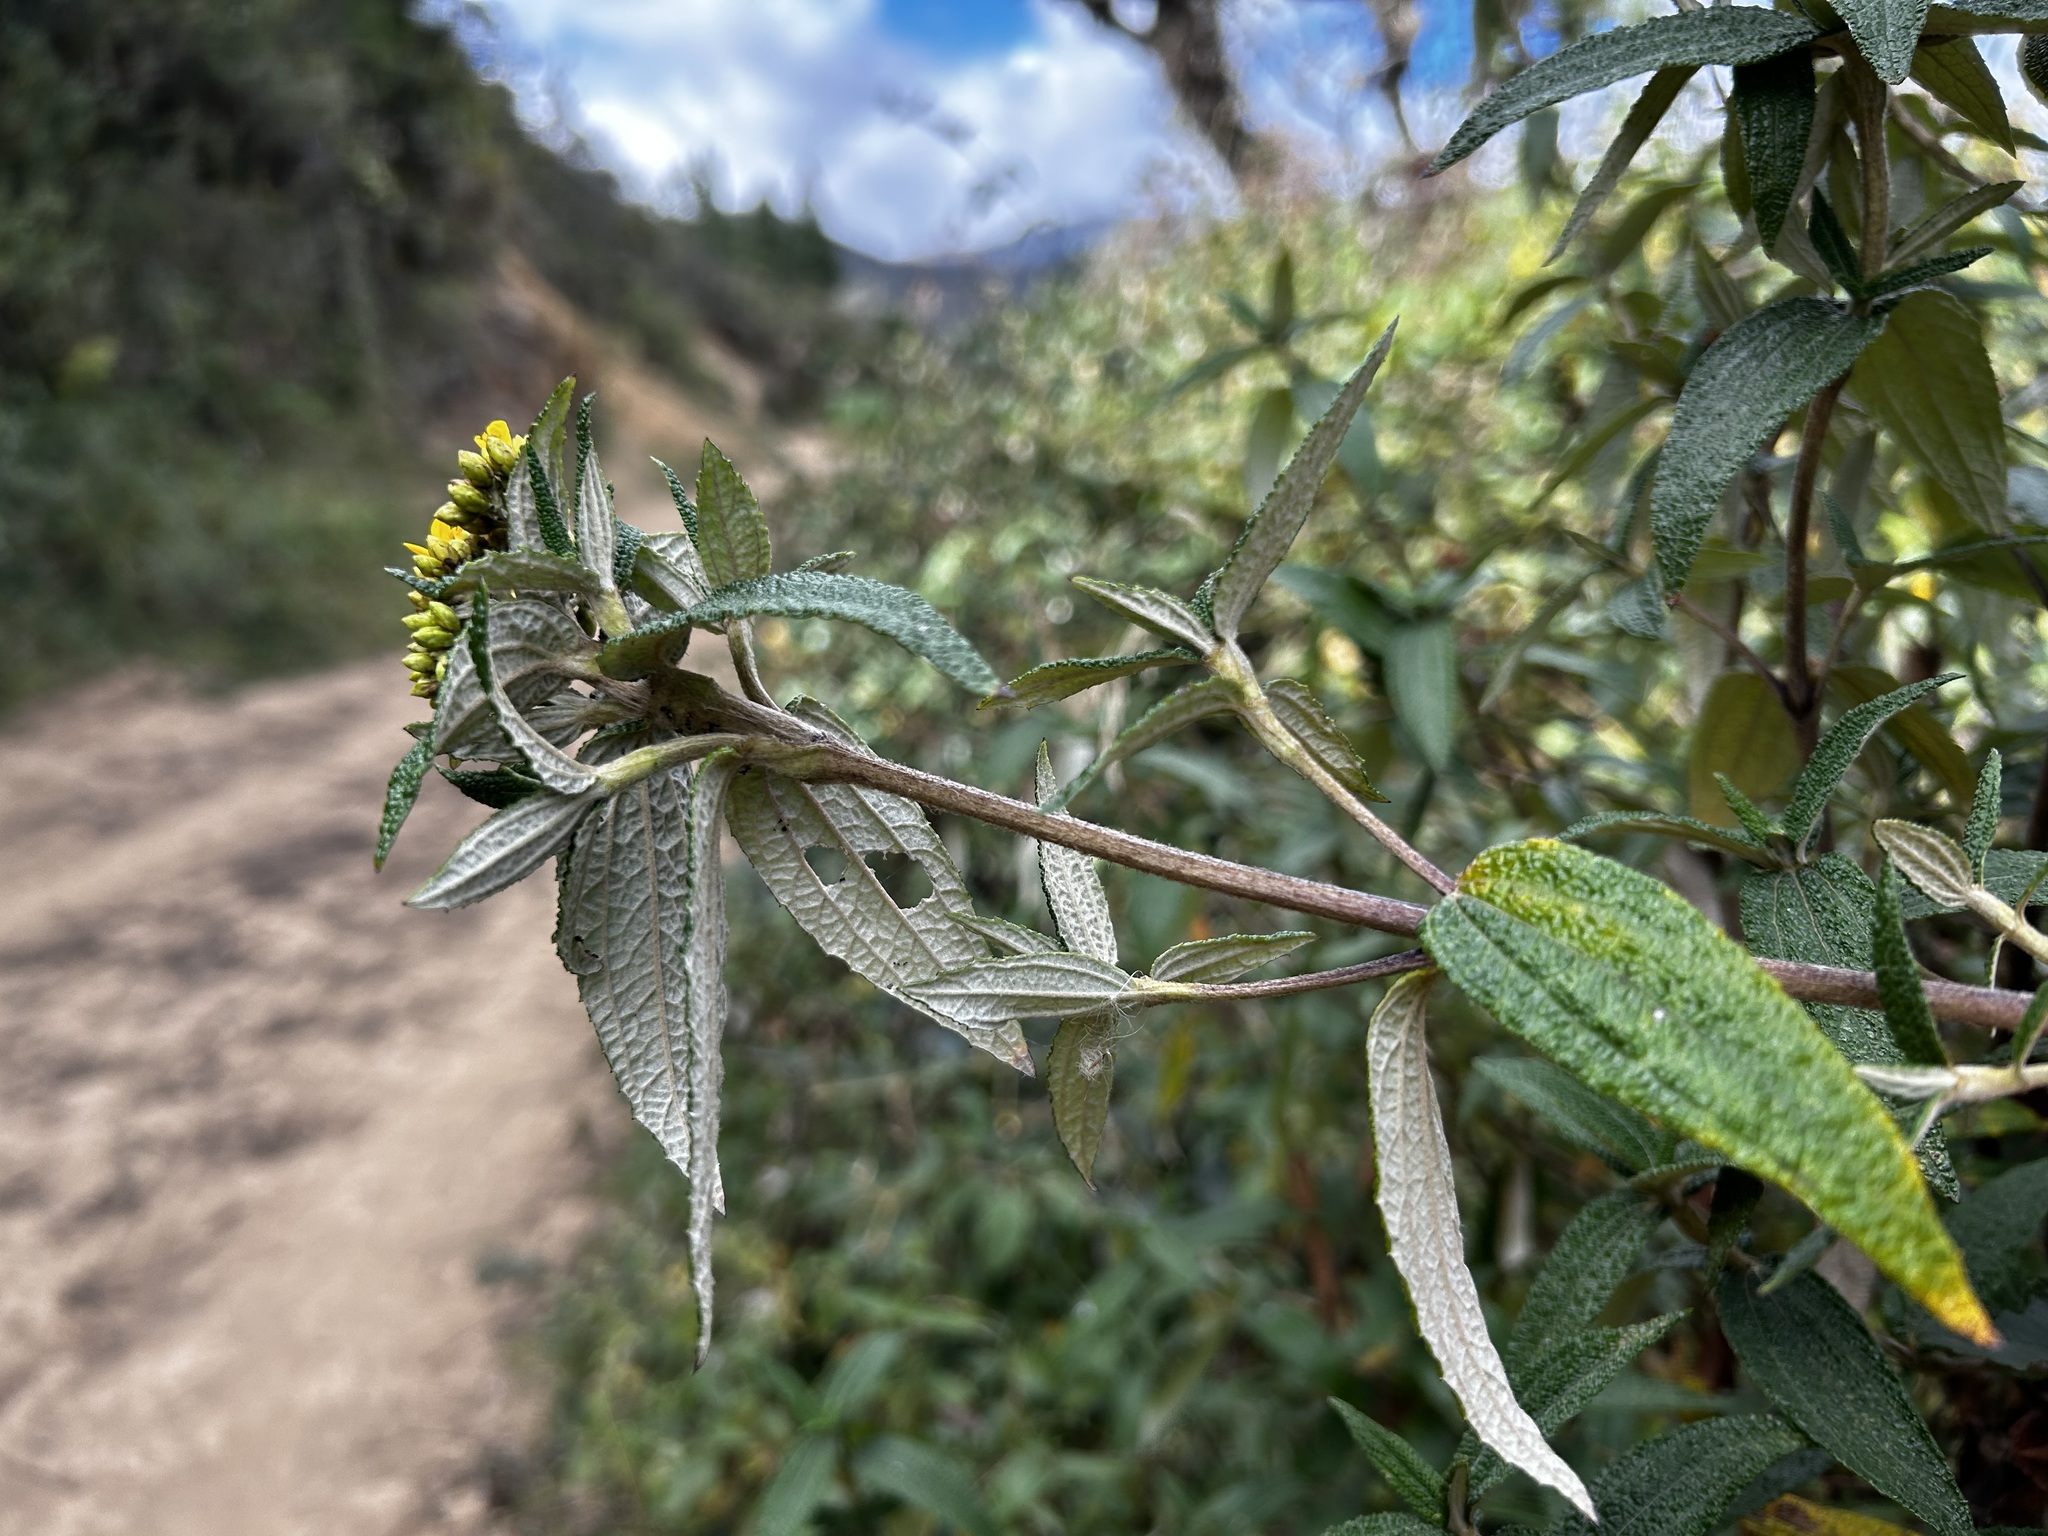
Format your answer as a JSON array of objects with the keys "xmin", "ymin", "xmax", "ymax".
[{"xmin": 835, "ymin": 221, "xmax": 1114, "ymax": 329}]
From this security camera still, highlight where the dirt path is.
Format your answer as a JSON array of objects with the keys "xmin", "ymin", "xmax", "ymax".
[{"xmin": 0, "ymin": 663, "xmax": 622, "ymax": 1534}]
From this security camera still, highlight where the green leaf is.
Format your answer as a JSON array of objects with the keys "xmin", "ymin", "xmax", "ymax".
[
  {"xmin": 853, "ymin": 1436, "xmax": 997, "ymax": 1536},
  {"xmin": 437, "ymin": 765, "xmax": 542, "ymax": 809},
  {"xmin": 1473, "ymin": 1056, "xmax": 1677, "ymax": 1174},
  {"xmin": 1949, "ymin": 1157, "xmax": 2048, "ymax": 1313},
  {"xmin": 524, "ymin": 438, "xmax": 574, "ymax": 558},
  {"xmin": 556, "ymin": 756, "xmax": 737, "ymax": 1363},
  {"xmin": 1836, "ymin": 0, "xmax": 1931, "ymax": 81},
  {"xmin": 751, "ymin": 1434, "xmax": 839, "ymax": 1536},
  {"xmin": 1873, "ymin": 820, "xmax": 1977, "ymax": 911},
  {"xmin": 437, "ymin": 548, "xmax": 604, "ymax": 599},
  {"xmin": 1827, "ymin": 665, "xmax": 1976, "ymax": 809},
  {"xmin": 407, "ymin": 787, "xmax": 597, "ymax": 910},
  {"xmin": 1070, "ymin": 576, "xmax": 1214, "ymax": 654},
  {"xmin": 1428, "ymin": 10, "xmax": 1823, "ymax": 173},
  {"xmin": 375, "ymin": 734, "xmax": 432, "ymax": 869},
  {"xmin": 1048, "ymin": 677, "xmax": 1239, "ymax": 812},
  {"xmin": 1875, "ymin": 862, "xmax": 1949, "ymax": 1068},
  {"xmin": 1327, "ymin": 1398, "xmax": 1446, "ymax": 1521},
  {"xmin": 466, "ymin": 591, "xmax": 600, "ymax": 796},
  {"xmin": 1890, "ymin": 181, "xmax": 2023, "ymax": 265},
  {"xmin": 1210, "ymin": 326, "xmax": 1395, "ymax": 640},
  {"xmin": 633, "ymin": 530, "xmax": 711, "ymax": 613},
  {"xmin": 1653, "ymin": 298, "xmax": 1885, "ymax": 593},
  {"xmin": 1501, "ymin": 272, "xmax": 1590, "ymax": 328},
  {"xmin": 1782, "ymin": 674, "xmax": 1962, "ymax": 850},
  {"xmin": 1266, "ymin": 677, "xmax": 1388, "ymax": 802},
  {"xmin": 650, "ymin": 455, "xmax": 700, "ymax": 542},
  {"xmin": 1717, "ymin": 1270, "xmax": 1971, "ymax": 1536},
  {"xmin": 1717, "ymin": 775, "xmax": 1780, "ymax": 844},
  {"xmin": 1383, "ymin": 620, "xmax": 1460, "ymax": 774},
  {"xmin": 1741, "ymin": 858, "xmax": 1898, "ymax": 1065},
  {"xmin": 1319, "ymin": 1518, "xmax": 1446, "ymax": 1536},
  {"xmin": 1694, "ymin": 239, "xmax": 1749, "ymax": 332},
  {"xmin": 1933, "ymin": 0, "xmax": 2048, "ymax": 30},
  {"xmin": 1594, "ymin": 180, "xmax": 1700, "ymax": 277},
  {"xmin": 1035, "ymin": 743, "xmax": 1118, "ymax": 963},
  {"xmin": 1367, "ymin": 973, "xmax": 1597, "ymax": 1519},
  {"xmin": 1548, "ymin": 69, "xmax": 1696, "ymax": 264},
  {"xmin": 1735, "ymin": 49, "xmax": 1818, "ymax": 253},
  {"xmin": 725, "ymin": 700, "xmax": 1031, "ymax": 1072},
  {"xmin": 908, "ymin": 953, "xmax": 1135, "ymax": 1023},
  {"xmin": 574, "ymin": 433, "xmax": 618, "ymax": 592},
  {"xmin": 1245, "ymin": 385, "xmax": 1294, "ymax": 508},
  {"xmin": 1421, "ymin": 839, "xmax": 1993, "ymax": 1344},
  {"xmin": 1808, "ymin": 194, "xmax": 1864, "ymax": 296},
  {"xmin": 1552, "ymin": 1415, "xmax": 1810, "ymax": 1536},
  {"xmin": 1911, "ymin": 36, "xmax": 2014, "ymax": 151},
  {"xmin": 1688, "ymin": 672, "xmax": 1801, "ymax": 827},
  {"xmin": 433, "ymin": 596, "xmax": 593, "ymax": 761},
  {"xmin": 1507, "ymin": 1190, "xmax": 1667, "ymax": 1372},
  {"xmin": 1047, "ymin": 1010, "xmax": 1117, "ymax": 1186},
  {"xmin": 1965, "ymin": 750, "xmax": 2002, "ymax": 878},
  {"xmin": 1160, "ymin": 342, "xmax": 1266, "ymax": 402},
  {"xmin": 1866, "ymin": 246, "xmax": 1995, "ymax": 299},
  {"xmin": 1149, "ymin": 931, "xmax": 1314, "ymax": 984},
  {"xmin": 987, "ymin": 648, "xmax": 1199, "ymax": 710},
  {"xmin": 1267, "ymin": 249, "xmax": 1296, "ymax": 339},
  {"xmin": 693, "ymin": 439, "xmax": 772, "ymax": 587},
  {"xmin": 1851, "ymin": 290, "xmax": 2007, "ymax": 532},
  {"xmin": 1560, "ymin": 810, "xmax": 1774, "ymax": 864},
  {"xmin": 1529, "ymin": 396, "xmax": 1668, "ymax": 512},
  {"xmin": 610, "ymin": 521, "xmax": 643, "ymax": 595}
]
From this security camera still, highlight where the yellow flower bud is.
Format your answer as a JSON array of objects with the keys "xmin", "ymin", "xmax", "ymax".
[
  {"xmin": 428, "ymin": 601, "xmax": 459, "ymax": 629},
  {"xmin": 411, "ymin": 678, "xmax": 437, "ymax": 698},
  {"xmin": 412, "ymin": 554, "xmax": 445, "ymax": 577},
  {"xmin": 429, "ymin": 517, "xmax": 462, "ymax": 543},
  {"xmin": 484, "ymin": 419, "xmax": 513, "ymax": 443},
  {"xmin": 401, "ymin": 611, "xmax": 435, "ymax": 631},
  {"xmin": 408, "ymin": 590, "xmax": 429, "ymax": 611},
  {"xmin": 483, "ymin": 434, "xmax": 522, "ymax": 474},
  {"xmin": 434, "ymin": 500, "xmax": 469, "ymax": 528},
  {"xmin": 414, "ymin": 626, "xmax": 455, "ymax": 649},
  {"xmin": 458, "ymin": 449, "xmax": 494, "ymax": 489},
  {"xmin": 448, "ymin": 481, "xmax": 489, "ymax": 516},
  {"xmin": 404, "ymin": 651, "xmax": 436, "ymax": 675}
]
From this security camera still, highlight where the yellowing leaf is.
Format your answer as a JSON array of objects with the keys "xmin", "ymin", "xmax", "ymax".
[
  {"xmin": 1689, "ymin": 672, "xmax": 1800, "ymax": 826},
  {"xmin": 1742, "ymin": 1495, "xmax": 1918, "ymax": 1536},
  {"xmin": 1420, "ymin": 839, "xmax": 1993, "ymax": 1344}
]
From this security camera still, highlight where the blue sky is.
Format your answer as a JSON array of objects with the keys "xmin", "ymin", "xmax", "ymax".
[{"xmin": 459, "ymin": 0, "xmax": 1467, "ymax": 260}]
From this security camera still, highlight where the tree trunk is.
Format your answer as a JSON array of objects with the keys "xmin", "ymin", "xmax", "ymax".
[{"xmin": 1074, "ymin": 0, "xmax": 1258, "ymax": 181}]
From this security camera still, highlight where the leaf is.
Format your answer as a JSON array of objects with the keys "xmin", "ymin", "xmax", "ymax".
[
  {"xmin": 610, "ymin": 521, "xmax": 643, "ymax": 595},
  {"xmin": 502, "ymin": 453, "xmax": 543, "ymax": 551},
  {"xmin": 1501, "ymin": 272, "xmax": 1590, "ymax": 328},
  {"xmin": 1741, "ymin": 858, "xmax": 1898, "ymax": 1065},
  {"xmin": 1367, "ymin": 972, "xmax": 1597, "ymax": 1519},
  {"xmin": 375, "ymin": 734, "xmax": 432, "ymax": 869},
  {"xmin": 1744, "ymin": 1495, "xmax": 1920, "ymax": 1536},
  {"xmin": 1552, "ymin": 1415, "xmax": 1810, "ymax": 1536},
  {"xmin": 433, "ymin": 596, "xmax": 593, "ymax": 761},
  {"xmin": 556, "ymin": 756, "xmax": 738, "ymax": 1363},
  {"xmin": 1964, "ymin": 749, "xmax": 2002, "ymax": 878},
  {"xmin": 1211, "ymin": 326, "xmax": 1395, "ymax": 640},
  {"xmin": 951, "ymin": 912, "xmax": 1062, "ymax": 955},
  {"xmin": 1160, "ymin": 342, "xmax": 1265, "ymax": 402},
  {"xmin": 438, "ymin": 548, "xmax": 604, "ymax": 599},
  {"xmin": 1719, "ymin": 775, "xmax": 1780, "ymax": 844},
  {"xmin": 1735, "ymin": 49, "xmax": 1818, "ymax": 253},
  {"xmin": 910, "ymin": 952, "xmax": 1134, "ymax": 1023},
  {"xmin": 438, "ymin": 765, "xmax": 543, "ymax": 809},
  {"xmin": 1689, "ymin": 672, "xmax": 1801, "ymax": 827},
  {"xmin": 1529, "ymin": 396, "xmax": 1667, "ymax": 512},
  {"xmin": 1383, "ymin": 620, "xmax": 1460, "ymax": 774},
  {"xmin": 724, "ymin": 702, "xmax": 1031, "ymax": 1071},
  {"xmin": 751, "ymin": 1434, "xmax": 839, "ymax": 1536},
  {"xmin": 1070, "ymin": 576, "xmax": 1214, "ymax": 654},
  {"xmin": 1835, "ymin": 0, "xmax": 1931, "ymax": 81},
  {"xmin": 1150, "ymin": 931, "xmax": 1314, "ymax": 984},
  {"xmin": 1560, "ymin": 810, "xmax": 1775, "ymax": 865},
  {"xmin": 1548, "ymin": 68, "xmax": 1697, "ymax": 264},
  {"xmin": 407, "ymin": 788, "xmax": 596, "ymax": 910},
  {"xmin": 1049, "ymin": 678, "xmax": 1238, "ymax": 812},
  {"xmin": 467, "ymin": 591, "xmax": 600, "ymax": 796},
  {"xmin": 524, "ymin": 438, "xmax": 574, "ymax": 558},
  {"xmin": 987, "ymin": 648, "xmax": 1199, "ymax": 710},
  {"xmin": 1428, "ymin": 10, "xmax": 1823, "ymax": 173},
  {"xmin": 1865, "ymin": 246, "xmax": 1994, "ymax": 299},
  {"xmin": 1782, "ymin": 674, "xmax": 1962, "ymax": 850},
  {"xmin": 1890, "ymin": 181, "xmax": 2023, "ymax": 266},
  {"xmin": 1420, "ymin": 839, "xmax": 1993, "ymax": 1344},
  {"xmin": 1245, "ymin": 385, "xmax": 1294, "ymax": 508},
  {"xmin": 1874, "ymin": 863, "xmax": 1949, "ymax": 1068},
  {"xmin": 1320, "ymin": 1518, "xmax": 1446, "ymax": 1536},
  {"xmin": 1048, "ymin": 1011, "xmax": 1117, "ymax": 1185},
  {"xmin": 1911, "ymin": 37, "xmax": 2013, "ymax": 151},
  {"xmin": 693, "ymin": 440, "xmax": 771, "ymax": 587},
  {"xmin": 1873, "ymin": 821, "xmax": 1976, "ymax": 911},
  {"xmin": 1851, "ymin": 291, "xmax": 2007, "ymax": 532},
  {"xmin": 1653, "ymin": 298, "xmax": 1886, "ymax": 593},
  {"xmin": 1595, "ymin": 180, "xmax": 1700, "ymax": 276},
  {"xmin": 575, "ymin": 436, "xmax": 617, "ymax": 591},
  {"xmin": 650, "ymin": 455, "xmax": 700, "ymax": 541},
  {"xmin": 1948, "ymin": 1157, "xmax": 2048, "ymax": 1312},
  {"xmin": 1716, "ymin": 1270, "xmax": 1972, "ymax": 1536},
  {"xmin": 1266, "ymin": 677, "xmax": 1388, "ymax": 802},
  {"xmin": 1327, "ymin": 1398, "xmax": 1446, "ymax": 1521},
  {"xmin": 1897, "ymin": 845, "xmax": 2048, "ymax": 918},
  {"xmin": 1474, "ymin": 1056, "xmax": 1677, "ymax": 1174},
  {"xmin": 634, "ymin": 531, "xmax": 712, "ymax": 613},
  {"xmin": 1827, "ymin": 665, "xmax": 1976, "ymax": 809},
  {"xmin": 1035, "ymin": 743, "xmax": 1118, "ymax": 963},
  {"xmin": 853, "ymin": 1435, "xmax": 997, "ymax": 1536},
  {"xmin": 1508, "ymin": 1190, "xmax": 1668, "ymax": 1371}
]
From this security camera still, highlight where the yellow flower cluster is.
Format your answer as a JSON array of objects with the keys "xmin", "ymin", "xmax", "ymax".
[{"xmin": 401, "ymin": 419, "xmax": 526, "ymax": 699}]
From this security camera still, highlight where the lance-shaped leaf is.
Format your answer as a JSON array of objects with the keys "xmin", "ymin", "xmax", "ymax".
[
  {"xmin": 1735, "ymin": 49, "xmax": 1817, "ymax": 251},
  {"xmin": 375, "ymin": 734, "xmax": 433, "ymax": 869},
  {"xmin": 1741, "ymin": 857, "xmax": 1898, "ymax": 1064},
  {"xmin": 575, "ymin": 437, "xmax": 618, "ymax": 592},
  {"xmin": 556, "ymin": 756, "xmax": 738, "ymax": 1363},
  {"xmin": 1047, "ymin": 1010, "xmax": 1118, "ymax": 1185},
  {"xmin": 408, "ymin": 787, "xmax": 597, "ymax": 909},
  {"xmin": 1964, "ymin": 750, "xmax": 2002, "ymax": 879},
  {"xmin": 1561, "ymin": 809, "xmax": 1775, "ymax": 865},
  {"xmin": 908, "ymin": 952, "xmax": 1135, "ymax": 1023},
  {"xmin": 1851, "ymin": 291, "xmax": 2007, "ymax": 533},
  {"xmin": 987, "ymin": 648, "xmax": 1198, "ymax": 710},
  {"xmin": 524, "ymin": 439, "xmax": 574, "ymax": 558},
  {"xmin": 1509, "ymin": 1190, "xmax": 1667, "ymax": 1370},
  {"xmin": 1036, "ymin": 743, "xmax": 1118, "ymax": 963},
  {"xmin": 1950, "ymin": 1157, "xmax": 2048, "ymax": 1314},
  {"xmin": 433, "ymin": 597, "xmax": 594, "ymax": 760},
  {"xmin": 468, "ymin": 591, "xmax": 600, "ymax": 796},
  {"xmin": 1050, "ymin": 677, "xmax": 1239, "ymax": 812},
  {"xmin": 1327, "ymin": 1399, "xmax": 1446, "ymax": 1521},
  {"xmin": 1070, "ymin": 577, "xmax": 1214, "ymax": 654},
  {"xmin": 1552, "ymin": 1415, "xmax": 1810, "ymax": 1536},
  {"xmin": 1149, "ymin": 931, "xmax": 1314, "ymax": 984},
  {"xmin": 952, "ymin": 911, "xmax": 1062, "ymax": 955},
  {"xmin": 1382, "ymin": 620, "xmax": 1461, "ymax": 774},
  {"xmin": 1473, "ymin": 1056, "xmax": 1677, "ymax": 1174},
  {"xmin": 439, "ymin": 765, "xmax": 543, "ymax": 809},
  {"xmin": 634, "ymin": 531, "xmax": 712, "ymax": 613},
  {"xmin": 1890, "ymin": 181, "xmax": 2022, "ymax": 266},
  {"xmin": 1897, "ymin": 845, "xmax": 2048, "ymax": 918},
  {"xmin": 1653, "ymin": 299, "xmax": 1886, "ymax": 594},
  {"xmin": 1210, "ymin": 326, "xmax": 1395, "ymax": 640},
  {"xmin": 609, "ymin": 573, "xmax": 998, "ymax": 694},
  {"xmin": 1420, "ymin": 839, "xmax": 1994, "ymax": 1344},
  {"xmin": 1429, "ymin": 10, "xmax": 1823, "ymax": 173},
  {"xmin": 1874, "ymin": 821, "xmax": 1976, "ymax": 911},
  {"xmin": 1367, "ymin": 972, "xmax": 1598, "ymax": 1519},
  {"xmin": 1266, "ymin": 678, "xmax": 1388, "ymax": 802},
  {"xmin": 1547, "ymin": 68, "xmax": 1696, "ymax": 264},
  {"xmin": 651, "ymin": 456, "xmax": 700, "ymax": 542},
  {"xmin": 503, "ymin": 454, "xmax": 544, "ymax": 551},
  {"xmin": 1874, "ymin": 863, "xmax": 1949, "ymax": 1068},
  {"xmin": 1836, "ymin": 0, "xmax": 1931, "ymax": 82},
  {"xmin": 1829, "ymin": 665, "xmax": 1975, "ymax": 808},
  {"xmin": 1321, "ymin": 1517, "xmax": 1446, "ymax": 1536},
  {"xmin": 694, "ymin": 440, "xmax": 772, "ymax": 587},
  {"xmin": 1717, "ymin": 1270, "xmax": 1972, "ymax": 1536},
  {"xmin": 1931, "ymin": 0, "xmax": 2048, "ymax": 29},
  {"xmin": 438, "ymin": 548, "xmax": 605, "ymax": 600},
  {"xmin": 724, "ymin": 701, "xmax": 1031, "ymax": 1071},
  {"xmin": 1912, "ymin": 36, "xmax": 2013, "ymax": 151}
]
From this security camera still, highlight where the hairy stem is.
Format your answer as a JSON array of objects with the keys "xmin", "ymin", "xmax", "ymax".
[
  {"xmin": 1784, "ymin": 377, "xmax": 1845, "ymax": 743},
  {"xmin": 1848, "ymin": 57, "xmax": 1890, "ymax": 282}
]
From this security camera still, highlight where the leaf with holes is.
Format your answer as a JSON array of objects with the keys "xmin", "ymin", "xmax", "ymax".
[
  {"xmin": 1368, "ymin": 972, "xmax": 1597, "ymax": 1518},
  {"xmin": 1421, "ymin": 839, "xmax": 1993, "ymax": 1343}
]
